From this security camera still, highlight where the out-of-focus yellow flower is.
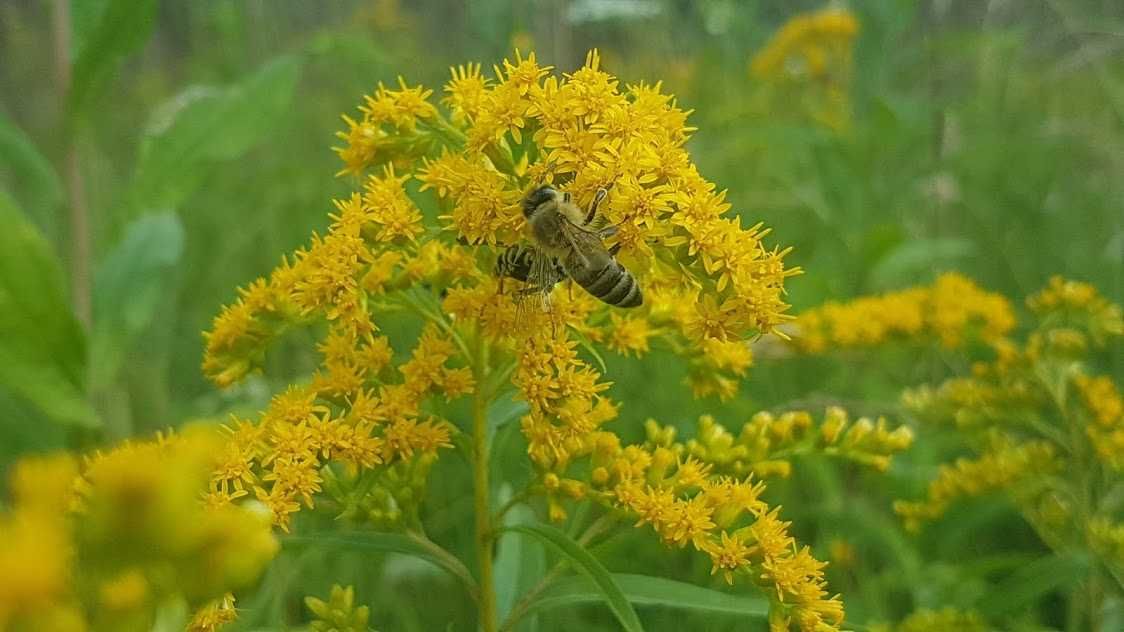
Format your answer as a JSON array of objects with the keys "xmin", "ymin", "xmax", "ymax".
[
  {"xmin": 1075, "ymin": 374, "xmax": 1124, "ymax": 469},
  {"xmin": 0, "ymin": 500, "xmax": 73, "ymax": 629},
  {"xmin": 1028, "ymin": 275, "xmax": 1124, "ymax": 344},
  {"xmin": 895, "ymin": 435, "xmax": 1058, "ymax": 532},
  {"xmin": 0, "ymin": 429, "xmax": 277, "ymax": 632},
  {"xmin": 790, "ymin": 272, "xmax": 1016, "ymax": 353},
  {"xmin": 827, "ymin": 538, "xmax": 856, "ymax": 569},
  {"xmin": 750, "ymin": 7, "xmax": 860, "ymax": 130},
  {"xmin": 1088, "ymin": 517, "xmax": 1124, "ymax": 568}
]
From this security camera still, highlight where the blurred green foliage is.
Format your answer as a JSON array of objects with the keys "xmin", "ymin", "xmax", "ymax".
[{"xmin": 0, "ymin": 1, "xmax": 1122, "ymax": 630}]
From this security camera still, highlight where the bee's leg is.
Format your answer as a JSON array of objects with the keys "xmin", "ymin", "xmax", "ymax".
[
  {"xmin": 608, "ymin": 243, "xmax": 622, "ymax": 257},
  {"xmin": 584, "ymin": 188, "xmax": 608, "ymax": 225}
]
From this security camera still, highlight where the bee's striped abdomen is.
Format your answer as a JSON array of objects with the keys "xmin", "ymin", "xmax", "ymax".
[
  {"xmin": 495, "ymin": 245, "xmax": 536, "ymax": 282},
  {"xmin": 495, "ymin": 245, "xmax": 566, "ymax": 289},
  {"xmin": 570, "ymin": 259, "xmax": 643, "ymax": 308}
]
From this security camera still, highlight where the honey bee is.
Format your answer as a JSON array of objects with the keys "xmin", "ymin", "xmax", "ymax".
[{"xmin": 495, "ymin": 185, "xmax": 643, "ymax": 308}]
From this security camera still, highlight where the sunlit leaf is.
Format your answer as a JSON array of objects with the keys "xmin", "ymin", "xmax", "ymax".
[
  {"xmin": 68, "ymin": 0, "xmax": 158, "ymax": 120},
  {"xmin": 128, "ymin": 56, "xmax": 304, "ymax": 212},
  {"xmin": 0, "ymin": 191, "xmax": 97, "ymax": 428}
]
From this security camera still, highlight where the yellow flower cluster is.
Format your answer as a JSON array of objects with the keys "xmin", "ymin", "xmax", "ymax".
[
  {"xmin": 1075, "ymin": 374, "xmax": 1124, "ymax": 470},
  {"xmin": 202, "ymin": 50, "xmax": 834, "ymax": 631},
  {"xmin": 893, "ymin": 435, "xmax": 1058, "ymax": 532},
  {"xmin": 749, "ymin": 7, "xmax": 860, "ymax": 130},
  {"xmin": 790, "ymin": 272, "xmax": 1016, "ymax": 354},
  {"xmin": 581, "ymin": 433, "xmax": 845, "ymax": 630},
  {"xmin": 204, "ymin": 49, "xmax": 800, "ymax": 522},
  {"xmin": 895, "ymin": 277, "xmax": 1123, "ymax": 544},
  {"xmin": 643, "ymin": 406, "xmax": 913, "ymax": 479},
  {"xmin": 1028, "ymin": 275, "xmax": 1124, "ymax": 344},
  {"xmin": 0, "ymin": 428, "xmax": 277, "ymax": 632},
  {"xmin": 209, "ymin": 368, "xmax": 455, "ymax": 532},
  {"xmin": 306, "ymin": 584, "xmax": 375, "ymax": 632}
]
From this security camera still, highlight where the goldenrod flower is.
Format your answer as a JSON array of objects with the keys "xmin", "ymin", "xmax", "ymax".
[
  {"xmin": 789, "ymin": 273, "xmax": 1016, "ymax": 353},
  {"xmin": 200, "ymin": 49, "xmax": 843, "ymax": 630}
]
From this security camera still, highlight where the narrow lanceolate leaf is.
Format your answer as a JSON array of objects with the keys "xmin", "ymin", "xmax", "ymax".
[
  {"xmin": 127, "ymin": 56, "xmax": 303, "ymax": 213},
  {"xmin": 494, "ymin": 493, "xmax": 545, "ymax": 627},
  {"xmin": 0, "ymin": 191, "xmax": 98, "ymax": 428},
  {"xmin": 975, "ymin": 552, "xmax": 1091, "ymax": 618},
  {"xmin": 67, "ymin": 0, "xmax": 159, "ymax": 120},
  {"xmin": 91, "ymin": 212, "xmax": 185, "ymax": 388},
  {"xmin": 524, "ymin": 573, "xmax": 769, "ymax": 620},
  {"xmin": 501, "ymin": 523, "xmax": 644, "ymax": 632}
]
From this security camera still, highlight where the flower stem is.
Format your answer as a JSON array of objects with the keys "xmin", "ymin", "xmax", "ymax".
[
  {"xmin": 472, "ymin": 336, "xmax": 498, "ymax": 632},
  {"xmin": 51, "ymin": 0, "xmax": 92, "ymax": 327}
]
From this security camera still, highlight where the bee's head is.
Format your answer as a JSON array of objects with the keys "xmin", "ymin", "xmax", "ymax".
[{"xmin": 522, "ymin": 185, "xmax": 558, "ymax": 218}]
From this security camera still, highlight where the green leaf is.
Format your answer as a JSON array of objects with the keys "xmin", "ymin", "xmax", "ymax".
[
  {"xmin": 0, "ymin": 191, "xmax": 98, "ymax": 428},
  {"xmin": 974, "ymin": 552, "xmax": 1091, "ymax": 618},
  {"xmin": 525, "ymin": 574, "xmax": 769, "ymax": 620},
  {"xmin": 68, "ymin": 0, "xmax": 159, "ymax": 120},
  {"xmin": 501, "ymin": 523, "xmax": 644, "ymax": 632},
  {"xmin": 488, "ymin": 392, "xmax": 530, "ymax": 432},
  {"xmin": 868, "ymin": 237, "xmax": 976, "ymax": 290},
  {"xmin": 495, "ymin": 491, "xmax": 544, "ymax": 628},
  {"xmin": 0, "ymin": 111, "xmax": 62, "ymax": 223},
  {"xmin": 282, "ymin": 532, "xmax": 478, "ymax": 600},
  {"xmin": 91, "ymin": 212, "xmax": 185, "ymax": 388},
  {"xmin": 128, "ymin": 56, "xmax": 304, "ymax": 213}
]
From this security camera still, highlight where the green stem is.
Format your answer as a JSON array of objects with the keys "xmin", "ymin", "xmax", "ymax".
[
  {"xmin": 472, "ymin": 335, "xmax": 499, "ymax": 632},
  {"xmin": 51, "ymin": 0, "xmax": 91, "ymax": 328},
  {"xmin": 405, "ymin": 531, "xmax": 481, "ymax": 604}
]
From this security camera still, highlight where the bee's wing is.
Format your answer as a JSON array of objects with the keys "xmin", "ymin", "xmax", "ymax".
[{"xmin": 558, "ymin": 216, "xmax": 612, "ymax": 266}]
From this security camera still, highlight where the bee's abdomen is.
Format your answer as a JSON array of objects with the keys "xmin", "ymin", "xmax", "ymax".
[
  {"xmin": 571, "ymin": 260, "xmax": 643, "ymax": 308},
  {"xmin": 495, "ymin": 246, "xmax": 534, "ymax": 282}
]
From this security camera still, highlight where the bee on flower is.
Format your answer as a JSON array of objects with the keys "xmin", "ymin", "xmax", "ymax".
[{"xmin": 195, "ymin": 49, "xmax": 899, "ymax": 632}]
